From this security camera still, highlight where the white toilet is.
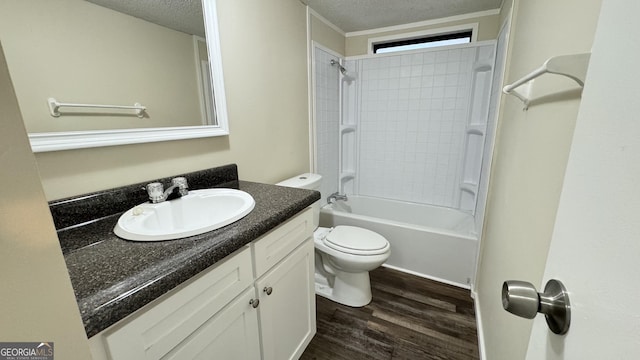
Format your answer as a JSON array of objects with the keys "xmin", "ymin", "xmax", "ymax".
[{"xmin": 277, "ymin": 173, "xmax": 390, "ymax": 307}]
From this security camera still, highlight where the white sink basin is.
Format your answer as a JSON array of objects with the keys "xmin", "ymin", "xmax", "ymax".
[{"xmin": 114, "ymin": 189, "xmax": 255, "ymax": 241}]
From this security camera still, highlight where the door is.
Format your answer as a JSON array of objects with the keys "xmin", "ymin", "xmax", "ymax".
[{"xmin": 524, "ymin": 0, "xmax": 640, "ymax": 358}]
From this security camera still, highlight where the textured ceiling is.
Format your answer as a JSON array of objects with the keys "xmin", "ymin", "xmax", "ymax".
[
  {"xmin": 85, "ymin": 0, "xmax": 205, "ymax": 37},
  {"xmin": 303, "ymin": 0, "xmax": 503, "ymax": 33},
  {"xmin": 84, "ymin": 0, "xmax": 503, "ymax": 39}
]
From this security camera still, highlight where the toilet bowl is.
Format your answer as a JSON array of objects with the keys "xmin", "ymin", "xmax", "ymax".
[
  {"xmin": 313, "ymin": 225, "xmax": 390, "ymax": 306},
  {"xmin": 277, "ymin": 173, "xmax": 390, "ymax": 307}
]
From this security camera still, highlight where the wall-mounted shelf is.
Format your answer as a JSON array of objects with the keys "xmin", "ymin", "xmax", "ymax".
[
  {"xmin": 339, "ymin": 172, "xmax": 355, "ymax": 195},
  {"xmin": 502, "ymin": 53, "xmax": 591, "ymax": 110},
  {"xmin": 466, "ymin": 124, "xmax": 485, "ymax": 136},
  {"xmin": 460, "ymin": 182, "xmax": 478, "ymax": 196},
  {"xmin": 474, "ymin": 60, "xmax": 493, "ymax": 72},
  {"xmin": 340, "ymin": 125, "xmax": 357, "ymax": 133}
]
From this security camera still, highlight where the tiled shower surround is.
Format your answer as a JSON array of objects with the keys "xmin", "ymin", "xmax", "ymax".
[{"xmin": 315, "ymin": 43, "xmax": 496, "ymax": 213}]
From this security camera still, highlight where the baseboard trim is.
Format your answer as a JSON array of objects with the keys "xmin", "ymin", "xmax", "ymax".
[{"xmin": 472, "ymin": 289, "xmax": 487, "ymax": 360}]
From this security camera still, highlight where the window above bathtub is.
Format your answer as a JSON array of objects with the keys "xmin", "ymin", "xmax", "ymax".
[{"xmin": 368, "ymin": 23, "xmax": 478, "ymax": 55}]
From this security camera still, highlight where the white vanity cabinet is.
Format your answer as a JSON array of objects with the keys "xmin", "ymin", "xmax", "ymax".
[{"xmin": 89, "ymin": 207, "xmax": 316, "ymax": 360}]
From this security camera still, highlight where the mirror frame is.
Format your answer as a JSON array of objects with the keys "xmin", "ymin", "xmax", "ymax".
[{"xmin": 29, "ymin": 0, "xmax": 228, "ymax": 152}]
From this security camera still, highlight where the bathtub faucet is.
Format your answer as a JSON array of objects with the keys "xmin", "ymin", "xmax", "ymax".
[{"xmin": 327, "ymin": 192, "xmax": 348, "ymax": 204}]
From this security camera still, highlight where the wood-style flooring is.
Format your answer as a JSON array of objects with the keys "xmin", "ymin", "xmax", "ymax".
[{"xmin": 301, "ymin": 267, "xmax": 479, "ymax": 360}]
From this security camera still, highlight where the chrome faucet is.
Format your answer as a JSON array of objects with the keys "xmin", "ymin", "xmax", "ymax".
[
  {"xmin": 146, "ymin": 177, "xmax": 189, "ymax": 203},
  {"xmin": 327, "ymin": 192, "xmax": 348, "ymax": 204}
]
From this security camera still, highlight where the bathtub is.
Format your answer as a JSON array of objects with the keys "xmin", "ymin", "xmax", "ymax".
[{"xmin": 319, "ymin": 196, "xmax": 478, "ymax": 288}]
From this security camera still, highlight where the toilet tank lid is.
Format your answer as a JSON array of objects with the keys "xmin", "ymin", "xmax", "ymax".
[{"xmin": 276, "ymin": 173, "xmax": 322, "ymax": 190}]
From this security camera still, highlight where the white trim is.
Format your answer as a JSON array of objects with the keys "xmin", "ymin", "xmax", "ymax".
[
  {"xmin": 201, "ymin": 0, "xmax": 229, "ymax": 133},
  {"xmin": 313, "ymin": 41, "xmax": 345, "ymax": 60},
  {"xmin": 29, "ymin": 126, "xmax": 226, "ymax": 152},
  {"xmin": 366, "ymin": 23, "xmax": 479, "ymax": 55},
  {"xmin": 192, "ymin": 36, "xmax": 214, "ymax": 126},
  {"xmin": 307, "ymin": 8, "xmax": 316, "ymax": 172},
  {"xmin": 472, "ymin": 290, "xmax": 487, "ymax": 360},
  {"xmin": 346, "ymin": 8, "xmax": 500, "ymax": 37},
  {"xmin": 30, "ymin": 0, "xmax": 229, "ymax": 153},
  {"xmin": 200, "ymin": 60, "xmax": 215, "ymax": 125},
  {"xmin": 308, "ymin": 7, "xmax": 346, "ymax": 36}
]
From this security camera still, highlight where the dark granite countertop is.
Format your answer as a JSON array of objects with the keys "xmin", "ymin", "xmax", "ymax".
[{"xmin": 52, "ymin": 165, "xmax": 319, "ymax": 337}]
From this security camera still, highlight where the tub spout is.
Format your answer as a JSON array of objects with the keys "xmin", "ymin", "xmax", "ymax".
[{"xmin": 327, "ymin": 192, "xmax": 348, "ymax": 204}]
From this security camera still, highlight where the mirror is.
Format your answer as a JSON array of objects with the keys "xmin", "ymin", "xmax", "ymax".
[{"xmin": 0, "ymin": 0, "xmax": 228, "ymax": 152}]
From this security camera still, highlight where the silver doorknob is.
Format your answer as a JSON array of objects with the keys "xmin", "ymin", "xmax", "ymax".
[
  {"xmin": 263, "ymin": 286, "xmax": 273, "ymax": 295},
  {"xmin": 502, "ymin": 279, "xmax": 571, "ymax": 335}
]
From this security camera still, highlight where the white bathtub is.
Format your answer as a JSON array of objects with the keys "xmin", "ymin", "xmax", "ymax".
[{"xmin": 319, "ymin": 196, "xmax": 478, "ymax": 288}]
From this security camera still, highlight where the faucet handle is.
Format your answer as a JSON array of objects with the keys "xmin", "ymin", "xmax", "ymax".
[
  {"xmin": 146, "ymin": 182, "xmax": 164, "ymax": 203},
  {"xmin": 172, "ymin": 177, "xmax": 189, "ymax": 196}
]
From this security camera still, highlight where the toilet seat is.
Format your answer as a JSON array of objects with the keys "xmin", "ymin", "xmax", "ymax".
[{"xmin": 322, "ymin": 226, "xmax": 390, "ymax": 256}]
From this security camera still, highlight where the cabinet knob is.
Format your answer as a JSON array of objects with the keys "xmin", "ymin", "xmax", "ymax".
[
  {"xmin": 249, "ymin": 299, "xmax": 260, "ymax": 308},
  {"xmin": 263, "ymin": 286, "xmax": 273, "ymax": 295}
]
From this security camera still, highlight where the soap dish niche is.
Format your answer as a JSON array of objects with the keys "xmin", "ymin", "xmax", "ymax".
[{"xmin": 340, "ymin": 173, "xmax": 355, "ymax": 194}]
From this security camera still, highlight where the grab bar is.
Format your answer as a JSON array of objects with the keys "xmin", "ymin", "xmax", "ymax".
[{"xmin": 47, "ymin": 97, "xmax": 146, "ymax": 118}]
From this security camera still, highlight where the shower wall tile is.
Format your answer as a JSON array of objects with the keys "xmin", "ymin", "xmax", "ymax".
[
  {"xmin": 314, "ymin": 48, "xmax": 340, "ymax": 204},
  {"xmin": 357, "ymin": 47, "xmax": 477, "ymax": 208}
]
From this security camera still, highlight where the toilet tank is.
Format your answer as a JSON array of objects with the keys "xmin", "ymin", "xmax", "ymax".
[
  {"xmin": 276, "ymin": 173, "xmax": 322, "ymax": 191},
  {"xmin": 276, "ymin": 173, "xmax": 322, "ymax": 228}
]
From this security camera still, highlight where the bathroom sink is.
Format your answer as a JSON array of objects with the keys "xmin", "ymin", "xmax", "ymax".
[{"xmin": 114, "ymin": 189, "xmax": 255, "ymax": 241}]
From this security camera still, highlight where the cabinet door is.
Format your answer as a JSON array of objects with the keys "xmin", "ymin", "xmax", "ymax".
[
  {"xmin": 256, "ymin": 239, "xmax": 316, "ymax": 360},
  {"xmin": 163, "ymin": 288, "xmax": 261, "ymax": 360}
]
